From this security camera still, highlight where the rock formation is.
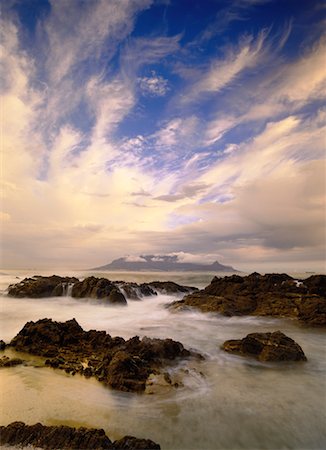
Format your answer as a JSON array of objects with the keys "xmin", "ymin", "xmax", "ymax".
[
  {"xmin": 0, "ymin": 422, "xmax": 160, "ymax": 449},
  {"xmin": 7, "ymin": 275, "xmax": 79, "ymax": 298},
  {"xmin": 169, "ymin": 273, "xmax": 326, "ymax": 325},
  {"xmin": 222, "ymin": 331, "xmax": 307, "ymax": 362},
  {"xmin": 7, "ymin": 276, "xmax": 196, "ymax": 303},
  {"xmin": 9, "ymin": 318, "xmax": 200, "ymax": 392}
]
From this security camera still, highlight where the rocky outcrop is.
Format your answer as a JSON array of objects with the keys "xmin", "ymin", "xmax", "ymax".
[
  {"xmin": 9, "ymin": 318, "xmax": 198, "ymax": 392},
  {"xmin": 168, "ymin": 273, "xmax": 326, "ymax": 325},
  {"xmin": 0, "ymin": 422, "xmax": 160, "ymax": 449},
  {"xmin": 0, "ymin": 340, "xmax": 6, "ymax": 350},
  {"xmin": 7, "ymin": 276, "xmax": 196, "ymax": 302},
  {"xmin": 7, "ymin": 275, "xmax": 79, "ymax": 298},
  {"xmin": 222, "ymin": 331, "xmax": 307, "ymax": 362},
  {"xmin": 117, "ymin": 282, "xmax": 157, "ymax": 300},
  {"xmin": 148, "ymin": 281, "xmax": 197, "ymax": 295},
  {"xmin": 0, "ymin": 356, "xmax": 24, "ymax": 367}
]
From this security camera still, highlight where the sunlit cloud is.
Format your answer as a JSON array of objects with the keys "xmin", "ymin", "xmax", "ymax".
[{"xmin": 1, "ymin": 0, "xmax": 325, "ymax": 271}]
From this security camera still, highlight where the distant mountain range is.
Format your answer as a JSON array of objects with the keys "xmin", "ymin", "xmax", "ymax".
[{"xmin": 91, "ymin": 255, "xmax": 238, "ymax": 272}]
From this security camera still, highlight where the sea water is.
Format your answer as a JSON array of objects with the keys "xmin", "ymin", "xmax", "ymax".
[{"xmin": 0, "ymin": 270, "xmax": 325, "ymax": 449}]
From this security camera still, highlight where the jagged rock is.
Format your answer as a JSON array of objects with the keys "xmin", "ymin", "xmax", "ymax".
[
  {"xmin": 148, "ymin": 281, "xmax": 197, "ymax": 295},
  {"xmin": 7, "ymin": 276, "xmax": 196, "ymax": 304},
  {"xmin": 71, "ymin": 277, "xmax": 115, "ymax": 300},
  {"xmin": 113, "ymin": 435, "xmax": 160, "ymax": 449},
  {"xmin": 0, "ymin": 422, "xmax": 161, "ymax": 449},
  {"xmin": 0, "ymin": 356, "xmax": 24, "ymax": 367},
  {"xmin": 9, "ymin": 318, "xmax": 198, "ymax": 392},
  {"xmin": 7, "ymin": 275, "xmax": 79, "ymax": 298},
  {"xmin": 168, "ymin": 273, "xmax": 326, "ymax": 325},
  {"xmin": 0, "ymin": 340, "xmax": 6, "ymax": 350},
  {"xmin": 117, "ymin": 282, "xmax": 157, "ymax": 300},
  {"xmin": 222, "ymin": 331, "xmax": 307, "ymax": 362}
]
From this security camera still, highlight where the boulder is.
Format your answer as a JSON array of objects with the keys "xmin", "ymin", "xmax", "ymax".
[
  {"xmin": 0, "ymin": 422, "xmax": 161, "ymax": 449},
  {"xmin": 168, "ymin": 273, "xmax": 326, "ymax": 325},
  {"xmin": 71, "ymin": 277, "xmax": 115, "ymax": 300},
  {"xmin": 108, "ymin": 289, "xmax": 127, "ymax": 305},
  {"xmin": 113, "ymin": 436, "xmax": 160, "ymax": 449},
  {"xmin": 9, "ymin": 318, "xmax": 199, "ymax": 392},
  {"xmin": 7, "ymin": 275, "xmax": 79, "ymax": 298},
  {"xmin": 222, "ymin": 331, "xmax": 307, "ymax": 362}
]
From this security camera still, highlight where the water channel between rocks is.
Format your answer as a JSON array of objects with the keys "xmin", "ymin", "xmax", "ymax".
[{"xmin": 1, "ymin": 270, "xmax": 325, "ymax": 449}]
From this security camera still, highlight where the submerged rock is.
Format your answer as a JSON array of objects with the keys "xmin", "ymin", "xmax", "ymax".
[
  {"xmin": 0, "ymin": 421, "xmax": 160, "ymax": 449},
  {"xmin": 9, "ymin": 318, "xmax": 198, "ymax": 392},
  {"xmin": 222, "ymin": 331, "xmax": 307, "ymax": 362},
  {"xmin": 168, "ymin": 273, "xmax": 326, "ymax": 325},
  {"xmin": 7, "ymin": 275, "xmax": 79, "ymax": 298}
]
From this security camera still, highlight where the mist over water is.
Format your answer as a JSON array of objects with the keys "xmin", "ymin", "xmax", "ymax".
[{"xmin": 1, "ymin": 270, "xmax": 325, "ymax": 449}]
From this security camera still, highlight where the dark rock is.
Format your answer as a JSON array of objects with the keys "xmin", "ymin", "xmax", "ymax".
[
  {"xmin": 0, "ymin": 356, "xmax": 24, "ymax": 367},
  {"xmin": 222, "ymin": 331, "xmax": 307, "ymax": 362},
  {"xmin": 7, "ymin": 275, "xmax": 79, "ymax": 298},
  {"xmin": 71, "ymin": 277, "xmax": 115, "ymax": 300},
  {"xmin": 117, "ymin": 282, "xmax": 157, "ymax": 300},
  {"xmin": 108, "ymin": 289, "xmax": 127, "ymax": 305},
  {"xmin": 0, "ymin": 340, "xmax": 6, "ymax": 350},
  {"xmin": 168, "ymin": 273, "xmax": 326, "ymax": 325},
  {"xmin": 148, "ymin": 281, "xmax": 197, "ymax": 295},
  {"xmin": 0, "ymin": 422, "xmax": 161, "ymax": 449},
  {"xmin": 113, "ymin": 435, "xmax": 160, "ymax": 449},
  {"xmin": 9, "ymin": 318, "xmax": 198, "ymax": 392}
]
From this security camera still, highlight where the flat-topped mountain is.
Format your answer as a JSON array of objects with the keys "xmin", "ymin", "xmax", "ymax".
[{"xmin": 91, "ymin": 255, "xmax": 237, "ymax": 272}]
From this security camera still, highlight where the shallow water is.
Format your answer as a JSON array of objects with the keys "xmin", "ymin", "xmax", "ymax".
[{"xmin": 0, "ymin": 271, "xmax": 325, "ymax": 449}]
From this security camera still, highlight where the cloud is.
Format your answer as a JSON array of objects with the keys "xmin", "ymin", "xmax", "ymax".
[
  {"xmin": 184, "ymin": 30, "xmax": 268, "ymax": 103},
  {"xmin": 139, "ymin": 72, "xmax": 169, "ymax": 96}
]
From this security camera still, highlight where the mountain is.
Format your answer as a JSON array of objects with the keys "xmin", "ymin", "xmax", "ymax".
[{"xmin": 91, "ymin": 255, "xmax": 238, "ymax": 272}]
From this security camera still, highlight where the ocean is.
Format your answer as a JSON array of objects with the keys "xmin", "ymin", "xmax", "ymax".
[{"xmin": 0, "ymin": 269, "xmax": 325, "ymax": 449}]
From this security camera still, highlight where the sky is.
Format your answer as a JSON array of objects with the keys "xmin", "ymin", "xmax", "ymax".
[{"xmin": 0, "ymin": 0, "xmax": 325, "ymax": 272}]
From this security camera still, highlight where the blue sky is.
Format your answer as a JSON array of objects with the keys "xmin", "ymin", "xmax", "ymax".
[{"xmin": 1, "ymin": 0, "xmax": 325, "ymax": 271}]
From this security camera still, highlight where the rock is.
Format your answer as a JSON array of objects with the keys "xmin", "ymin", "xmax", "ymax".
[
  {"xmin": 113, "ymin": 435, "xmax": 160, "ymax": 449},
  {"xmin": 71, "ymin": 277, "xmax": 115, "ymax": 300},
  {"xmin": 148, "ymin": 281, "xmax": 197, "ymax": 295},
  {"xmin": 117, "ymin": 282, "xmax": 157, "ymax": 300},
  {"xmin": 9, "ymin": 318, "xmax": 199, "ymax": 392},
  {"xmin": 108, "ymin": 289, "xmax": 127, "ymax": 305},
  {"xmin": 222, "ymin": 331, "xmax": 307, "ymax": 362},
  {"xmin": 168, "ymin": 273, "xmax": 326, "ymax": 325},
  {"xmin": 0, "ymin": 340, "xmax": 6, "ymax": 350},
  {"xmin": 0, "ymin": 421, "xmax": 161, "ymax": 449},
  {"xmin": 0, "ymin": 356, "xmax": 24, "ymax": 367},
  {"xmin": 7, "ymin": 275, "xmax": 79, "ymax": 298}
]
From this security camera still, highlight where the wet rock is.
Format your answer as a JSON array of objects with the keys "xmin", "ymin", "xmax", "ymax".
[
  {"xmin": 113, "ymin": 435, "xmax": 160, "ymax": 449},
  {"xmin": 117, "ymin": 282, "xmax": 157, "ymax": 300},
  {"xmin": 0, "ymin": 340, "xmax": 6, "ymax": 350},
  {"xmin": 71, "ymin": 276, "xmax": 115, "ymax": 300},
  {"xmin": 9, "ymin": 318, "xmax": 198, "ymax": 392},
  {"xmin": 168, "ymin": 273, "xmax": 326, "ymax": 325},
  {"xmin": 148, "ymin": 281, "xmax": 197, "ymax": 295},
  {"xmin": 108, "ymin": 289, "xmax": 127, "ymax": 305},
  {"xmin": 0, "ymin": 421, "xmax": 161, "ymax": 449},
  {"xmin": 0, "ymin": 356, "xmax": 24, "ymax": 367},
  {"xmin": 222, "ymin": 331, "xmax": 307, "ymax": 362},
  {"xmin": 7, "ymin": 275, "xmax": 79, "ymax": 298}
]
